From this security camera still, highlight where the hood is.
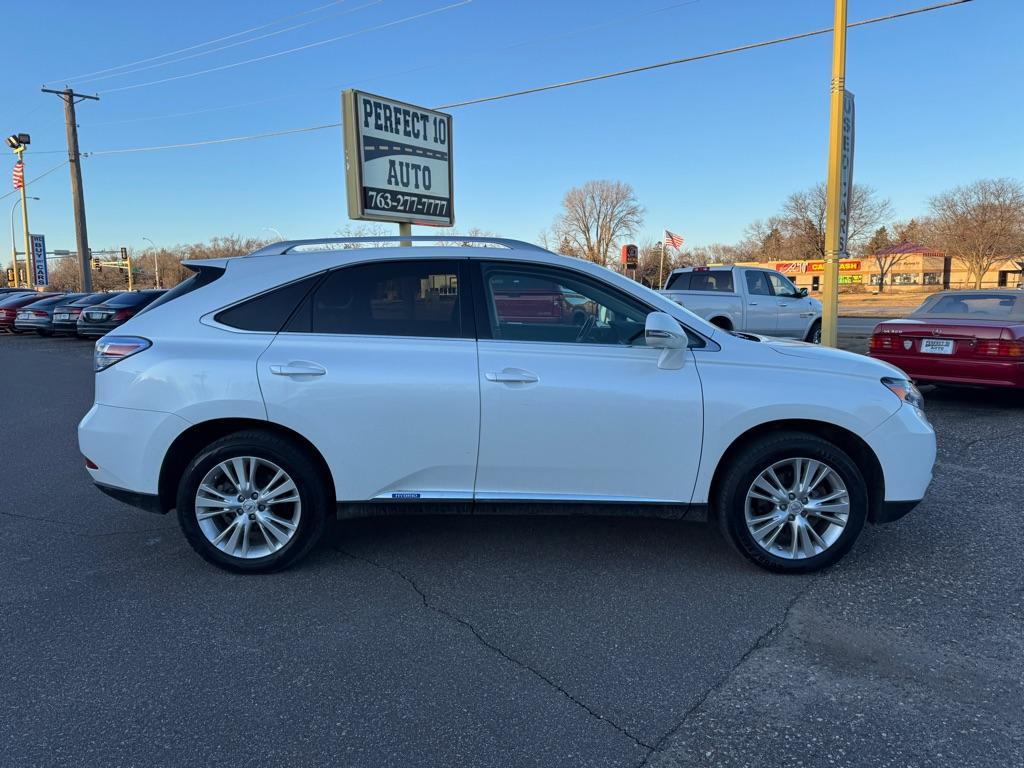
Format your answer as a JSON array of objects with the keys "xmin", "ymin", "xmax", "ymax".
[{"xmin": 762, "ymin": 336, "xmax": 908, "ymax": 379}]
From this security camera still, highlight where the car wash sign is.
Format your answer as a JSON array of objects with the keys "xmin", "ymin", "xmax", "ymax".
[{"xmin": 342, "ymin": 90, "xmax": 454, "ymax": 227}]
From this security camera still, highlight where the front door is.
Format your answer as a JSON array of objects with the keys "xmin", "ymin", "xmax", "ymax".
[
  {"xmin": 472, "ymin": 261, "xmax": 704, "ymax": 503},
  {"xmin": 766, "ymin": 271, "xmax": 811, "ymax": 338},
  {"xmin": 257, "ymin": 259, "xmax": 479, "ymax": 501}
]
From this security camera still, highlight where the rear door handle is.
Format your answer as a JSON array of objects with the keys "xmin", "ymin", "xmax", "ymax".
[
  {"xmin": 269, "ymin": 362, "xmax": 326, "ymax": 377},
  {"xmin": 485, "ymin": 369, "xmax": 539, "ymax": 384}
]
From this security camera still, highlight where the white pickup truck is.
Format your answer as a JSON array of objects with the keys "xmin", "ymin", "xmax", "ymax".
[{"xmin": 660, "ymin": 265, "xmax": 823, "ymax": 343}]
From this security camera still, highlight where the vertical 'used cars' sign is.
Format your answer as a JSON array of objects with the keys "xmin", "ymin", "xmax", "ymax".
[
  {"xmin": 30, "ymin": 233, "xmax": 48, "ymax": 286},
  {"xmin": 837, "ymin": 90, "xmax": 855, "ymax": 257},
  {"xmin": 342, "ymin": 90, "xmax": 454, "ymax": 227}
]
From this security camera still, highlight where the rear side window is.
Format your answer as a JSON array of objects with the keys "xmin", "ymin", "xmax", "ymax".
[
  {"xmin": 665, "ymin": 272, "xmax": 690, "ymax": 290},
  {"xmin": 216, "ymin": 275, "xmax": 321, "ymax": 332},
  {"xmin": 745, "ymin": 271, "xmax": 772, "ymax": 296},
  {"xmin": 287, "ymin": 260, "xmax": 464, "ymax": 338},
  {"xmin": 690, "ymin": 270, "xmax": 734, "ymax": 292},
  {"xmin": 140, "ymin": 266, "xmax": 223, "ymax": 315}
]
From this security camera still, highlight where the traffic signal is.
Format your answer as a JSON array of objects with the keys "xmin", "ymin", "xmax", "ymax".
[
  {"xmin": 6, "ymin": 268, "xmax": 13, "ymax": 284},
  {"xmin": 92, "ymin": 257, "xmax": 101, "ymax": 272},
  {"xmin": 120, "ymin": 247, "xmax": 128, "ymax": 261}
]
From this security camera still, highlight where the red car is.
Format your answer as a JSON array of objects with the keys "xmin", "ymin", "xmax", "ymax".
[
  {"xmin": 869, "ymin": 290, "xmax": 1024, "ymax": 388},
  {"xmin": 0, "ymin": 292, "xmax": 57, "ymax": 333}
]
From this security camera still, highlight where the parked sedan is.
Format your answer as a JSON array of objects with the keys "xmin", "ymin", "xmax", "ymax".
[
  {"xmin": 0, "ymin": 292, "xmax": 59, "ymax": 333},
  {"xmin": 52, "ymin": 293, "xmax": 121, "ymax": 335},
  {"xmin": 14, "ymin": 292, "xmax": 87, "ymax": 336},
  {"xmin": 76, "ymin": 290, "xmax": 165, "ymax": 338},
  {"xmin": 869, "ymin": 290, "xmax": 1024, "ymax": 388}
]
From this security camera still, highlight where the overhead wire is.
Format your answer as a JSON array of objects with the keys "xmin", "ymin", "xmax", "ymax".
[
  {"xmin": 0, "ymin": 161, "xmax": 70, "ymax": 204},
  {"xmin": 78, "ymin": 0, "xmax": 973, "ymax": 156},
  {"xmin": 69, "ymin": 0, "xmax": 384, "ymax": 88},
  {"xmin": 99, "ymin": 0, "xmax": 474, "ymax": 94},
  {"xmin": 49, "ymin": 0, "xmax": 349, "ymax": 86}
]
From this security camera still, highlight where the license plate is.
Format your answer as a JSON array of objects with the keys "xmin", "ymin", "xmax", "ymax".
[
  {"xmin": 920, "ymin": 338, "xmax": 954, "ymax": 355},
  {"xmin": 55, "ymin": 313, "xmax": 69, "ymax": 321},
  {"xmin": 85, "ymin": 312, "xmax": 106, "ymax": 321},
  {"xmin": 16, "ymin": 312, "xmax": 29, "ymax": 319}
]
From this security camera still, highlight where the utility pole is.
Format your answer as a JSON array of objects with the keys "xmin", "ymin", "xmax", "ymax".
[
  {"xmin": 42, "ymin": 87, "xmax": 99, "ymax": 293},
  {"xmin": 821, "ymin": 0, "xmax": 849, "ymax": 348}
]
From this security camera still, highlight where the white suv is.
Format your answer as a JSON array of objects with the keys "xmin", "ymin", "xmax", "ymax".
[{"xmin": 78, "ymin": 237, "xmax": 935, "ymax": 574}]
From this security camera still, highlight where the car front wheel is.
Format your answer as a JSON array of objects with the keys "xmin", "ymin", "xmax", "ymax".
[
  {"xmin": 176, "ymin": 431, "xmax": 329, "ymax": 573},
  {"xmin": 715, "ymin": 432, "xmax": 868, "ymax": 573}
]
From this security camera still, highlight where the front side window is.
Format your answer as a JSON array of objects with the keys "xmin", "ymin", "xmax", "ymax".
[
  {"xmin": 766, "ymin": 272, "xmax": 798, "ymax": 297},
  {"xmin": 292, "ymin": 260, "xmax": 464, "ymax": 338},
  {"xmin": 480, "ymin": 263, "xmax": 649, "ymax": 346},
  {"xmin": 745, "ymin": 270, "xmax": 772, "ymax": 296}
]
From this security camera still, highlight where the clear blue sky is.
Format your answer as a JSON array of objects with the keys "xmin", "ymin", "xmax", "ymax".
[{"xmin": 3, "ymin": 0, "xmax": 1022, "ymax": 253}]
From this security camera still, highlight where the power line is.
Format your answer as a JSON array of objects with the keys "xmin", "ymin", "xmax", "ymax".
[
  {"xmin": 101, "ymin": 0, "xmax": 474, "ymax": 94},
  {"xmin": 0, "ymin": 161, "xmax": 69, "ymax": 204},
  {"xmin": 80, "ymin": 0, "xmax": 975, "ymax": 156},
  {"xmin": 437, "ymin": 0, "xmax": 975, "ymax": 109},
  {"xmin": 88, "ymin": 0, "xmax": 701, "ymax": 127},
  {"xmin": 50, "ymin": 0, "xmax": 348, "ymax": 85},
  {"xmin": 70, "ymin": 0, "xmax": 384, "ymax": 88}
]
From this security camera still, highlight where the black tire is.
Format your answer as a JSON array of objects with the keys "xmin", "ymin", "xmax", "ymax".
[
  {"xmin": 176, "ymin": 430, "xmax": 330, "ymax": 574},
  {"xmin": 806, "ymin": 320, "xmax": 822, "ymax": 344},
  {"xmin": 714, "ymin": 431, "xmax": 868, "ymax": 574},
  {"xmin": 36, "ymin": 329, "xmax": 53, "ymax": 337}
]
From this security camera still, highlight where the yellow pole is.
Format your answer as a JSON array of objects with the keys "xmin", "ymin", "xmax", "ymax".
[
  {"xmin": 398, "ymin": 221, "xmax": 412, "ymax": 247},
  {"xmin": 127, "ymin": 252, "xmax": 133, "ymax": 291},
  {"xmin": 821, "ymin": 0, "xmax": 848, "ymax": 348},
  {"xmin": 16, "ymin": 148, "xmax": 34, "ymax": 289}
]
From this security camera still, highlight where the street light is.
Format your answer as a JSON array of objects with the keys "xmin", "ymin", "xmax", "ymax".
[
  {"xmin": 9, "ymin": 196, "xmax": 39, "ymax": 288},
  {"xmin": 141, "ymin": 236, "xmax": 160, "ymax": 288}
]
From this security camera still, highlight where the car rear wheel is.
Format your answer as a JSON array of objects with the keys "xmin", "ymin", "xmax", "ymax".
[
  {"xmin": 715, "ymin": 432, "xmax": 867, "ymax": 573},
  {"xmin": 176, "ymin": 431, "xmax": 330, "ymax": 573}
]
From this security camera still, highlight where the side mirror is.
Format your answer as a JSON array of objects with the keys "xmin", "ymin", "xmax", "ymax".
[
  {"xmin": 645, "ymin": 312, "xmax": 687, "ymax": 370},
  {"xmin": 797, "ymin": 287, "xmax": 808, "ymax": 298}
]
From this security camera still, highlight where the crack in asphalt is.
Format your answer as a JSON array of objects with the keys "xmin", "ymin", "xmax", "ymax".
[
  {"xmin": 336, "ymin": 547, "xmax": 657, "ymax": 753},
  {"xmin": 636, "ymin": 576, "xmax": 819, "ymax": 768}
]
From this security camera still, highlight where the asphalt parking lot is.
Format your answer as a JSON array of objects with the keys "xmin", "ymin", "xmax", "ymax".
[{"xmin": 1, "ymin": 333, "xmax": 1022, "ymax": 768}]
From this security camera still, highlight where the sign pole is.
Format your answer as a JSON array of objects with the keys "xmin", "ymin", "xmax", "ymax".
[
  {"xmin": 659, "ymin": 240, "xmax": 666, "ymax": 289},
  {"xmin": 821, "ymin": 0, "xmax": 848, "ymax": 348},
  {"xmin": 399, "ymin": 222, "xmax": 412, "ymax": 248}
]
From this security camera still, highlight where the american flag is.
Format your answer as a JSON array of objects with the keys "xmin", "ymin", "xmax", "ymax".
[
  {"xmin": 12, "ymin": 161, "xmax": 24, "ymax": 190},
  {"xmin": 664, "ymin": 230, "xmax": 684, "ymax": 250}
]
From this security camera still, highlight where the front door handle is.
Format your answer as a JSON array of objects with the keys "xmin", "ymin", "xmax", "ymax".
[
  {"xmin": 748, "ymin": 302, "xmax": 758, "ymax": 306},
  {"xmin": 778, "ymin": 302, "xmax": 789, "ymax": 307},
  {"xmin": 269, "ymin": 362, "xmax": 326, "ymax": 377},
  {"xmin": 485, "ymin": 369, "xmax": 539, "ymax": 384}
]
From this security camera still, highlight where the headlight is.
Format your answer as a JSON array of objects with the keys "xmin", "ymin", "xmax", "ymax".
[{"xmin": 881, "ymin": 376, "xmax": 924, "ymax": 410}]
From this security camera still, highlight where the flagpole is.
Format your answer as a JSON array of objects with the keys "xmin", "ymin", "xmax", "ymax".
[
  {"xmin": 16, "ymin": 149, "xmax": 33, "ymax": 289},
  {"xmin": 659, "ymin": 233, "xmax": 666, "ymax": 289}
]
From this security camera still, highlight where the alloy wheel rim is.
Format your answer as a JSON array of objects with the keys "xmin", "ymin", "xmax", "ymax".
[
  {"xmin": 195, "ymin": 456, "xmax": 302, "ymax": 560},
  {"xmin": 744, "ymin": 457, "xmax": 849, "ymax": 560}
]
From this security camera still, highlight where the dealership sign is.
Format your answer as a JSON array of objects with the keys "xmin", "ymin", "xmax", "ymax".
[
  {"xmin": 838, "ymin": 90, "xmax": 855, "ymax": 257},
  {"xmin": 342, "ymin": 90, "xmax": 454, "ymax": 227},
  {"xmin": 30, "ymin": 233, "xmax": 48, "ymax": 286}
]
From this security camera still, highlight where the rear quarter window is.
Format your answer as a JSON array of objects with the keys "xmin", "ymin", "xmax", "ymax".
[{"xmin": 215, "ymin": 275, "xmax": 322, "ymax": 332}]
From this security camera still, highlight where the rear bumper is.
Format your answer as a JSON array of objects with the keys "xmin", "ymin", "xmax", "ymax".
[
  {"xmin": 95, "ymin": 482, "xmax": 165, "ymax": 514},
  {"xmin": 52, "ymin": 318, "xmax": 81, "ymax": 334},
  {"xmin": 870, "ymin": 352, "xmax": 1024, "ymax": 388},
  {"xmin": 14, "ymin": 318, "xmax": 52, "ymax": 332},
  {"xmin": 77, "ymin": 321, "xmax": 120, "ymax": 338},
  {"xmin": 79, "ymin": 403, "xmax": 191, "ymax": 496}
]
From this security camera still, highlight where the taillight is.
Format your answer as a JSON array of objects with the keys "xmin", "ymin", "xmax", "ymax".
[
  {"xmin": 869, "ymin": 333, "xmax": 895, "ymax": 351},
  {"xmin": 0, "ymin": 309, "xmax": 12, "ymax": 319},
  {"xmin": 31, "ymin": 310, "xmax": 47, "ymax": 317},
  {"xmin": 975, "ymin": 339, "xmax": 1024, "ymax": 358},
  {"xmin": 94, "ymin": 336, "xmax": 151, "ymax": 372},
  {"xmin": 112, "ymin": 308, "xmax": 134, "ymax": 321}
]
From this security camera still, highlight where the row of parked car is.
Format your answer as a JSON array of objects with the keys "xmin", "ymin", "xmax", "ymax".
[{"xmin": 0, "ymin": 287, "xmax": 165, "ymax": 338}]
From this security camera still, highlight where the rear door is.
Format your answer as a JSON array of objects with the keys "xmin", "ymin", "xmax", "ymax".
[
  {"xmin": 742, "ymin": 270, "xmax": 778, "ymax": 335},
  {"xmin": 257, "ymin": 258, "xmax": 480, "ymax": 502}
]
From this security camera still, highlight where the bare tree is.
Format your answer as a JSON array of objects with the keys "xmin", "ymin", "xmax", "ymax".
[
  {"xmin": 782, "ymin": 183, "xmax": 894, "ymax": 259},
  {"xmin": 928, "ymin": 178, "xmax": 1024, "ymax": 288},
  {"xmin": 550, "ymin": 180, "xmax": 644, "ymax": 266}
]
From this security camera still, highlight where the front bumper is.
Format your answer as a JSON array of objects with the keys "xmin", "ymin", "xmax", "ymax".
[{"xmin": 864, "ymin": 403, "xmax": 936, "ymax": 510}]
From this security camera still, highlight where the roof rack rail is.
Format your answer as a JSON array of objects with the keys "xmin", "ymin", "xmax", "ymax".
[{"xmin": 246, "ymin": 236, "xmax": 552, "ymax": 258}]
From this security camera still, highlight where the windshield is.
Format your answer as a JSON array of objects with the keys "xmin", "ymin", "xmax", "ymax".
[
  {"xmin": 101, "ymin": 291, "xmax": 161, "ymax": 307},
  {"xmin": 913, "ymin": 292, "xmax": 1024, "ymax": 319}
]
